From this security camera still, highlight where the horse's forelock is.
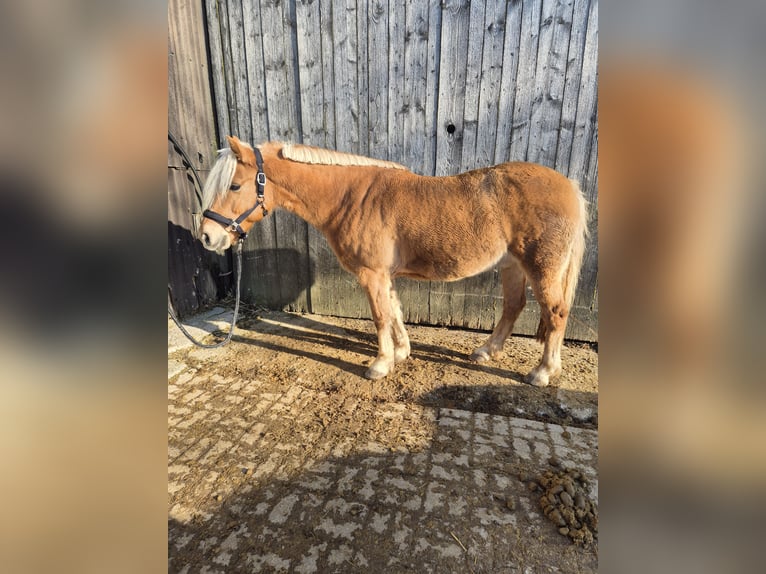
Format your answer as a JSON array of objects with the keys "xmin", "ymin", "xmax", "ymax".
[{"xmin": 201, "ymin": 148, "xmax": 237, "ymax": 212}]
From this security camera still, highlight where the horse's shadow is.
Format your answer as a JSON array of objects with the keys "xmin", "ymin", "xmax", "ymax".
[{"xmin": 232, "ymin": 312, "xmax": 528, "ymax": 383}]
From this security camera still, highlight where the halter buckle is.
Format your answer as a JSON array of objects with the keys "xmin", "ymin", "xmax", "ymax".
[{"xmin": 256, "ymin": 172, "xmax": 266, "ymax": 186}]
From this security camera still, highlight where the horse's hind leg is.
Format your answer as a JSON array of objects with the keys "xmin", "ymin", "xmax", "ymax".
[
  {"xmin": 357, "ymin": 268, "xmax": 396, "ymax": 380},
  {"xmin": 471, "ymin": 256, "xmax": 527, "ymax": 362},
  {"xmin": 526, "ymin": 277, "xmax": 569, "ymax": 387},
  {"xmin": 390, "ymin": 288, "xmax": 411, "ymax": 362}
]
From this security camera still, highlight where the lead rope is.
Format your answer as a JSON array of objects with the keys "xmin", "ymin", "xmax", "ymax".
[
  {"xmin": 168, "ymin": 131, "xmax": 243, "ymax": 348},
  {"xmin": 168, "ymin": 240, "xmax": 243, "ymax": 348}
]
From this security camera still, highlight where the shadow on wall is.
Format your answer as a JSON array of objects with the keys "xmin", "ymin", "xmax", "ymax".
[
  {"xmin": 238, "ymin": 244, "xmax": 315, "ymax": 312},
  {"xmin": 168, "ymin": 221, "xmax": 231, "ymax": 317},
  {"xmin": 168, "ymin": 220, "xmax": 316, "ymax": 316}
]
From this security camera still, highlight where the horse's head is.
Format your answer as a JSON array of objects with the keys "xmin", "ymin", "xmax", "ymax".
[{"xmin": 199, "ymin": 136, "xmax": 271, "ymax": 253}]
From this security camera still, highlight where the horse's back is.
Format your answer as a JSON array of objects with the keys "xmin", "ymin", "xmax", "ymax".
[
  {"xmin": 382, "ymin": 162, "xmax": 582, "ymax": 281},
  {"xmin": 495, "ymin": 162, "xmax": 580, "ymax": 206}
]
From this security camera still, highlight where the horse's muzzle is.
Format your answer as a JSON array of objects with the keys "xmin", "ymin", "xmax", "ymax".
[{"xmin": 199, "ymin": 223, "xmax": 231, "ymax": 254}]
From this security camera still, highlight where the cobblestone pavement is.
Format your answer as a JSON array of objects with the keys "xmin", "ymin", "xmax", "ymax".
[{"xmin": 168, "ymin": 312, "xmax": 598, "ymax": 573}]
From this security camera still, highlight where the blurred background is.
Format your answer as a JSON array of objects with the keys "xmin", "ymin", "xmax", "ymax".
[
  {"xmin": 0, "ymin": 1, "xmax": 167, "ymax": 572},
  {"xmin": 0, "ymin": 0, "xmax": 763, "ymax": 572},
  {"xmin": 600, "ymin": 1, "xmax": 766, "ymax": 572}
]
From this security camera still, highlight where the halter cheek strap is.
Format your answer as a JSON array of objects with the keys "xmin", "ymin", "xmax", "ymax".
[{"xmin": 203, "ymin": 147, "xmax": 269, "ymax": 240}]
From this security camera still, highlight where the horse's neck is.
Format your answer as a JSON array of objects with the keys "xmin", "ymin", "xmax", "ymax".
[{"xmin": 268, "ymin": 160, "xmax": 361, "ymax": 230}]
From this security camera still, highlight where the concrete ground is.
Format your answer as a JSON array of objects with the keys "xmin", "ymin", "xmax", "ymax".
[{"xmin": 168, "ymin": 308, "xmax": 598, "ymax": 573}]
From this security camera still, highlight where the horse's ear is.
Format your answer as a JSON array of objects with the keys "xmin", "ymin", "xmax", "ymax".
[{"xmin": 226, "ymin": 135, "xmax": 256, "ymax": 166}]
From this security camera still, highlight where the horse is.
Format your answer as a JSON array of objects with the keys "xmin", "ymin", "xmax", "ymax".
[{"xmin": 199, "ymin": 136, "xmax": 588, "ymax": 386}]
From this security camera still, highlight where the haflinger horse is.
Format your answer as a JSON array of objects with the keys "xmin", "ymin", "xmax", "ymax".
[{"xmin": 199, "ymin": 136, "xmax": 587, "ymax": 386}]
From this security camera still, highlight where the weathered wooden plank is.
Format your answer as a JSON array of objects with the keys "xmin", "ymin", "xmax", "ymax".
[
  {"xmin": 459, "ymin": 269, "xmax": 498, "ymax": 331},
  {"xmin": 368, "ymin": 0, "xmax": 389, "ymax": 159},
  {"xmin": 555, "ymin": 0, "xmax": 591, "ymax": 175},
  {"xmin": 401, "ymin": 0, "xmax": 430, "ymax": 173},
  {"xmin": 434, "ymin": 0, "xmax": 471, "ymax": 177},
  {"xmin": 519, "ymin": 0, "xmax": 597, "ymax": 330},
  {"xmin": 422, "ymin": 0, "xmax": 442, "ymax": 177},
  {"xmin": 334, "ymin": 0, "xmax": 361, "ymax": 153},
  {"xmin": 567, "ymin": 0, "xmax": 598, "ymax": 185},
  {"xmin": 494, "ymin": 0, "xmax": 523, "ymax": 164},
  {"xmin": 168, "ymin": 0, "xmax": 217, "ymax": 171},
  {"xmin": 424, "ymin": 274, "xmax": 464, "ymax": 332},
  {"xmin": 319, "ymin": 0, "xmax": 337, "ymax": 150},
  {"xmin": 242, "ymin": 0, "xmax": 269, "ymax": 143},
  {"xmin": 526, "ymin": 0, "xmax": 575, "ymax": 166},
  {"xmin": 260, "ymin": 0, "xmax": 299, "ymax": 142},
  {"xmin": 295, "ymin": 0, "xmax": 326, "ymax": 146},
  {"xmin": 474, "ymin": 0, "xmax": 508, "ymax": 169},
  {"xmin": 356, "ymin": 1, "xmax": 370, "ymax": 157},
  {"xmin": 508, "ymin": 0, "xmax": 544, "ymax": 162},
  {"xmin": 458, "ymin": 0, "xmax": 487, "ymax": 174},
  {"xmin": 203, "ymin": 0, "xmax": 231, "ymax": 142},
  {"xmin": 388, "ymin": 0, "xmax": 407, "ymax": 163},
  {"xmin": 219, "ymin": 0, "xmax": 241, "ymax": 137},
  {"xmin": 227, "ymin": 0, "xmax": 252, "ymax": 143},
  {"xmin": 567, "ymin": 304, "xmax": 597, "ymax": 341}
]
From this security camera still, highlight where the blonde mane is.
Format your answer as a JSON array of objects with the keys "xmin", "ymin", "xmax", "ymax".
[
  {"xmin": 281, "ymin": 143, "xmax": 407, "ymax": 171},
  {"xmin": 201, "ymin": 147, "xmax": 237, "ymax": 210}
]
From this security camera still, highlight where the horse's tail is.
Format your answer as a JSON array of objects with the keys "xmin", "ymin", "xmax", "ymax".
[
  {"xmin": 562, "ymin": 179, "xmax": 588, "ymax": 310},
  {"xmin": 536, "ymin": 179, "xmax": 588, "ymax": 342}
]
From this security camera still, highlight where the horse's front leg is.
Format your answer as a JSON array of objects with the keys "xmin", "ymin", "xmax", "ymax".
[
  {"xmin": 357, "ymin": 268, "xmax": 396, "ymax": 380},
  {"xmin": 389, "ymin": 287, "xmax": 411, "ymax": 363}
]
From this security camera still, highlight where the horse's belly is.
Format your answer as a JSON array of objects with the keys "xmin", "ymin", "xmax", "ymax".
[{"xmin": 397, "ymin": 246, "xmax": 507, "ymax": 281}]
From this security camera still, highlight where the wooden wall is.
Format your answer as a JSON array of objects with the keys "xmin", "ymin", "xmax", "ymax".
[
  {"xmin": 168, "ymin": 0, "xmax": 232, "ymax": 316},
  {"xmin": 186, "ymin": 0, "xmax": 598, "ymax": 340}
]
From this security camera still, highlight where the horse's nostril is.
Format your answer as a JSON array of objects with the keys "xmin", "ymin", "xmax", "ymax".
[{"xmin": 202, "ymin": 232, "xmax": 210, "ymax": 245}]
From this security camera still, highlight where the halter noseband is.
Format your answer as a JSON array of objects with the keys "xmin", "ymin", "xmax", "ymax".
[{"xmin": 202, "ymin": 147, "xmax": 269, "ymax": 240}]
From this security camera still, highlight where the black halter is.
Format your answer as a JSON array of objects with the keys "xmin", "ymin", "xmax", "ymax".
[{"xmin": 203, "ymin": 147, "xmax": 269, "ymax": 240}]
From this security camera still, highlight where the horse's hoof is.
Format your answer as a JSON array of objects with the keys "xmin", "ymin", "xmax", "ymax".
[
  {"xmin": 525, "ymin": 371, "xmax": 549, "ymax": 387},
  {"xmin": 365, "ymin": 363, "xmax": 390, "ymax": 380},
  {"xmin": 470, "ymin": 349, "xmax": 491, "ymax": 363}
]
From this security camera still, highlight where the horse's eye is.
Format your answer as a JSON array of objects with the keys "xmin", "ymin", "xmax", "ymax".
[{"xmin": 230, "ymin": 183, "xmax": 241, "ymax": 191}]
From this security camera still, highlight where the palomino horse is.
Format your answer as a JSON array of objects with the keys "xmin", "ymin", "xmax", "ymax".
[{"xmin": 199, "ymin": 136, "xmax": 587, "ymax": 386}]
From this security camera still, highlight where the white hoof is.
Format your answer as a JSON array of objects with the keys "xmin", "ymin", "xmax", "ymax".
[
  {"xmin": 470, "ymin": 349, "xmax": 491, "ymax": 363},
  {"xmin": 365, "ymin": 360, "xmax": 392, "ymax": 380},
  {"xmin": 525, "ymin": 369, "xmax": 550, "ymax": 387}
]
